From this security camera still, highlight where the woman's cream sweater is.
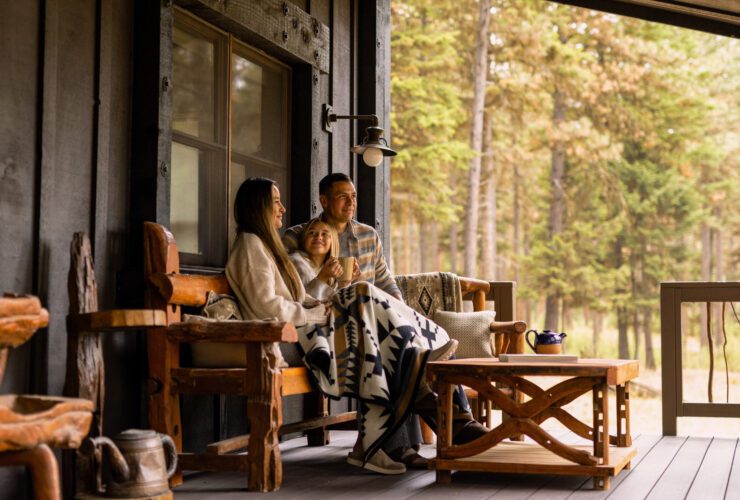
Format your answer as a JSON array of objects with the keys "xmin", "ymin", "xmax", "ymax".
[{"xmin": 225, "ymin": 232, "xmax": 328, "ymax": 326}]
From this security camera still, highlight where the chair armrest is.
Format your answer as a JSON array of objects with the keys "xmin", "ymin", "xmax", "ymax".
[
  {"xmin": 490, "ymin": 320, "xmax": 527, "ymax": 356},
  {"xmin": 67, "ymin": 310, "xmax": 167, "ymax": 333},
  {"xmin": 149, "ymin": 272, "xmax": 230, "ymax": 307},
  {"xmin": 489, "ymin": 320, "xmax": 526, "ymax": 335},
  {"xmin": 167, "ymin": 320, "xmax": 298, "ymax": 343}
]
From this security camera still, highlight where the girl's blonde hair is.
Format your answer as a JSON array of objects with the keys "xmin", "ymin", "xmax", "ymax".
[
  {"xmin": 300, "ymin": 218, "xmax": 339, "ymax": 264},
  {"xmin": 233, "ymin": 177, "xmax": 302, "ymax": 300}
]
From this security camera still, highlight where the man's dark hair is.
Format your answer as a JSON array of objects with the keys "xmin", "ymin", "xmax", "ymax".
[{"xmin": 319, "ymin": 173, "xmax": 352, "ymax": 197}]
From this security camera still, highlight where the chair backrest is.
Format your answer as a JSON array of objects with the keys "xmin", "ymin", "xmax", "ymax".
[{"xmin": 143, "ymin": 222, "xmax": 231, "ymax": 313}]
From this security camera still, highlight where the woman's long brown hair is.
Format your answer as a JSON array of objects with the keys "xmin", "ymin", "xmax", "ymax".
[{"xmin": 233, "ymin": 177, "xmax": 303, "ymax": 300}]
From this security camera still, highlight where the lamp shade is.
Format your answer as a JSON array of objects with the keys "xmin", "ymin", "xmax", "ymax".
[{"xmin": 350, "ymin": 126, "xmax": 397, "ymax": 166}]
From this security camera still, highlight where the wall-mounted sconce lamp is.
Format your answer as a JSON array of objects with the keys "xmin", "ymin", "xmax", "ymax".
[{"xmin": 322, "ymin": 104, "xmax": 397, "ymax": 167}]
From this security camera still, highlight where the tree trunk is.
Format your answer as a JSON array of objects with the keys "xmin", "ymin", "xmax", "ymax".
[
  {"xmin": 411, "ymin": 220, "xmax": 421, "ymax": 274},
  {"xmin": 699, "ymin": 219, "xmax": 711, "ymax": 346},
  {"xmin": 420, "ymin": 221, "xmax": 440, "ymax": 272},
  {"xmin": 449, "ymin": 223, "xmax": 458, "ymax": 274},
  {"xmin": 522, "ymin": 216, "xmax": 531, "ymax": 325},
  {"xmin": 544, "ymin": 87, "xmax": 567, "ymax": 332},
  {"xmin": 481, "ymin": 112, "xmax": 496, "ymax": 280},
  {"xmin": 463, "ymin": 0, "xmax": 490, "ymax": 277},
  {"xmin": 401, "ymin": 215, "xmax": 412, "ymax": 275},
  {"xmin": 643, "ymin": 307, "xmax": 656, "ymax": 369},
  {"xmin": 562, "ymin": 300, "xmax": 571, "ymax": 333},
  {"xmin": 617, "ymin": 305, "xmax": 630, "ymax": 359},
  {"xmin": 593, "ymin": 310, "xmax": 603, "ymax": 358},
  {"xmin": 631, "ymin": 261, "xmax": 640, "ymax": 360},
  {"xmin": 420, "ymin": 221, "xmax": 430, "ymax": 272},
  {"xmin": 513, "ymin": 162, "xmax": 523, "ymax": 319}
]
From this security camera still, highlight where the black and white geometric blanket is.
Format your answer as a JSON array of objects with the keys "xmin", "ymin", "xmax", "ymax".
[{"xmin": 298, "ymin": 281, "xmax": 452, "ymax": 461}]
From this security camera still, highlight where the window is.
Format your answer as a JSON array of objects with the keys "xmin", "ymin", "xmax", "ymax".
[{"xmin": 171, "ymin": 9, "xmax": 291, "ymax": 267}]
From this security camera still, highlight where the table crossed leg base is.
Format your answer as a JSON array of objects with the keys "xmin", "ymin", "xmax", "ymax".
[{"xmin": 438, "ymin": 374, "xmax": 632, "ymax": 490}]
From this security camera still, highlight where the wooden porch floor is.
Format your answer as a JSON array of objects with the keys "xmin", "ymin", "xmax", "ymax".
[{"xmin": 172, "ymin": 431, "xmax": 740, "ymax": 499}]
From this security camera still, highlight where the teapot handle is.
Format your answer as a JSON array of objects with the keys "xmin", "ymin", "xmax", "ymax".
[
  {"xmin": 525, "ymin": 330, "xmax": 538, "ymax": 353},
  {"xmin": 160, "ymin": 433, "xmax": 178, "ymax": 478}
]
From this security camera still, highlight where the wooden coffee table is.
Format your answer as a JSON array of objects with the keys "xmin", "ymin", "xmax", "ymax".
[{"xmin": 427, "ymin": 358, "xmax": 639, "ymax": 490}]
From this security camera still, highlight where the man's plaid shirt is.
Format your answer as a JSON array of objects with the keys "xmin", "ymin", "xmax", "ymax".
[{"xmin": 282, "ymin": 215, "xmax": 401, "ymax": 297}]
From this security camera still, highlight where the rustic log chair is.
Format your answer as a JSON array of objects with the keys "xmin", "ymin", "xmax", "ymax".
[
  {"xmin": 0, "ymin": 294, "xmax": 94, "ymax": 500},
  {"xmin": 455, "ymin": 279, "xmax": 527, "ymax": 427},
  {"xmin": 143, "ymin": 222, "xmax": 357, "ymax": 492},
  {"xmin": 411, "ymin": 278, "xmax": 527, "ymax": 442},
  {"xmin": 63, "ymin": 232, "xmax": 167, "ymax": 497}
]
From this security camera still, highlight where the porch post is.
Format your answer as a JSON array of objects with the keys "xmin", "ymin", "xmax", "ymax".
[{"xmin": 356, "ymin": 0, "xmax": 392, "ymax": 253}]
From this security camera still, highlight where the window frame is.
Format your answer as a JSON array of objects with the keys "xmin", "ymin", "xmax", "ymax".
[{"xmin": 171, "ymin": 7, "xmax": 292, "ymax": 270}]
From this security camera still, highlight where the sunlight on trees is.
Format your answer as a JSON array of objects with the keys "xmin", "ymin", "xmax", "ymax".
[{"xmin": 389, "ymin": 0, "xmax": 740, "ymax": 371}]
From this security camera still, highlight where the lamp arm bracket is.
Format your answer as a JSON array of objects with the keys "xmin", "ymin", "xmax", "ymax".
[{"xmin": 322, "ymin": 104, "xmax": 379, "ymax": 132}]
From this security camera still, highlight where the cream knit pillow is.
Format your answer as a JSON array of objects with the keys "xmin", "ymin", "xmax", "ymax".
[{"xmin": 433, "ymin": 310, "xmax": 496, "ymax": 359}]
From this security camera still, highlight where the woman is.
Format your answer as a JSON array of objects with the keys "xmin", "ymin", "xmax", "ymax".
[
  {"xmin": 288, "ymin": 218, "xmax": 345, "ymax": 301},
  {"xmin": 226, "ymin": 178, "xmax": 471, "ymax": 475}
]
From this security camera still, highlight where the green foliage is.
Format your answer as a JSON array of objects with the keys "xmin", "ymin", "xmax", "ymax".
[{"xmin": 390, "ymin": 0, "xmax": 739, "ymax": 367}]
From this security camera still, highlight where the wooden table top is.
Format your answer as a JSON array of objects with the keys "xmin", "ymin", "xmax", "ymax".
[{"xmin": 427, "ymin": 358, "xmax": 640, "ymax": 385}]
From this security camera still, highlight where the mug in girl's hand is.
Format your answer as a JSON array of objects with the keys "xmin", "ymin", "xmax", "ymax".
[{"xmin": 339, "ymin": 257, "xmax": 356, "ymax": 281}]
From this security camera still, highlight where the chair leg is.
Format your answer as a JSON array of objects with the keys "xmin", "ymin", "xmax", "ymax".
[
  {"xmin": 148, "ymin": 334, "xmax": 183, "ymax": 487},
  {"xmin": 0, "ymin": 445, "xmax": 61, "ymax": 500},
  {"xmin": 306, "ymin": 393, "xmax": 330, "ymax": 446},
  {"xmin": 246, "ymin": 342, "xmax": 283, "ymax": 492}
]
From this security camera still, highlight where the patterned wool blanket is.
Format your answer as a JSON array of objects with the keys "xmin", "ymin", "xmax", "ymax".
[
  {"xmin": 298, "ymin": 281, "xmax": 452, "ymax": 460},
  {"xmin": 395, "ymin": 272, "xmax": 463, "ymax": 318}
]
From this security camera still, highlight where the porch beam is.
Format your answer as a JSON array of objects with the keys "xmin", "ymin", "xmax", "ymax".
[
  {"xmin": 175, "ymin": 0, "xmax": 330, "ymax": 73},
  {"xmin": 550, "ymin": 0, "xmax": 740, "ymax": 37}
]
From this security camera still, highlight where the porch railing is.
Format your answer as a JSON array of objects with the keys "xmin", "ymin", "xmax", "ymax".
[{"xmin": 660, "ymin": 281, "xmax": 740, "ymax": 435}]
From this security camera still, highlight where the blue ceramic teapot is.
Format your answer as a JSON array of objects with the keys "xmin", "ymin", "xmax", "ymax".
[{"xmin": 526, "ymin": 329, "xmax": 567, "ymax": 354}]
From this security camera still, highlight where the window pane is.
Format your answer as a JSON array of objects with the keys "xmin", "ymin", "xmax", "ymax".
[
  {"xmin": 173, "ymin": 26, "xmax": 215, "ymax": 140},
  {"xmin": 171, "ymin": 142, "xmax": 201, "ymax": 254},
  {"xmin": 229, "ymin": 159, "xmax": 289, "ymax": 248},
  {"xmin": 171, "ymin": 141, "xmax": 227, "ymax": 265},
  {"xmin": 231, "ymin": 52, "xmax": 285, "ymax": 163}
]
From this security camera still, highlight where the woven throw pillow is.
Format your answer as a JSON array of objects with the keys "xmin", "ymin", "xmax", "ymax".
[
  {"xmin": 433, "ymin": 310, "xmax": 496, "ymax": 359},
  {"xmin": 201, "ymin": 290, "xmax": 242, "ymax": 320}
]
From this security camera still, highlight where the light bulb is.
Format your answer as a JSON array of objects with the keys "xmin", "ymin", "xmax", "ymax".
[{"xmin": 362, "ymin": 147, "xmax": 384, "ymax": 167}]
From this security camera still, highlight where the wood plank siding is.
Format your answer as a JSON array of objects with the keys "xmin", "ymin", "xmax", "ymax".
[{"xmin": 0, "ymin": 1, "xmax": 133, "ymax": 496}]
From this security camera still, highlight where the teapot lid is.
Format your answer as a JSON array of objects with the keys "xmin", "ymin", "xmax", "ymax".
[{"xmin": 115, "ymin": 429, "xmax": 157, "ymax": 441}]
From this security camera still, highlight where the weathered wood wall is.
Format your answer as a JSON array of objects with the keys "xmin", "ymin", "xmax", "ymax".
[
  {"xmin": 1, "ymin": 0, "xmax": 390, "ymax": 496},
  {"xmin": 0, "ymin": 0, "xmax": 133, "ymax": 496}
]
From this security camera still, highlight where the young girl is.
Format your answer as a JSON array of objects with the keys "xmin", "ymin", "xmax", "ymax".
[
  {"xmin": 289, "ymin": 218, "xmax": 345, "ymax": 301},
  {"xmin": 226, "ymin": 177, "xmax": 478, "ymax": 475}
]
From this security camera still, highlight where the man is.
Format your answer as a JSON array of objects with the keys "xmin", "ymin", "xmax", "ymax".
[{"xmin": 283, "ymin": 172, "xmax": 402, "ymax": 300}]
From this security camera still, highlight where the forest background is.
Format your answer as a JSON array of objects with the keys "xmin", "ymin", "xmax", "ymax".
[{"xmin": 388, "ymin": 0, "xmax": 739, "ymax": 395}]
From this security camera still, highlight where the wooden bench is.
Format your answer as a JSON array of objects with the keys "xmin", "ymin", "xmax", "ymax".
[
  {"xmin": 143, "ymin": 222, "xmax": 356, "ymax": 492},
  {"xmin": 142, "ymin": 222, "xmax": 526, "ymax": 491}
]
